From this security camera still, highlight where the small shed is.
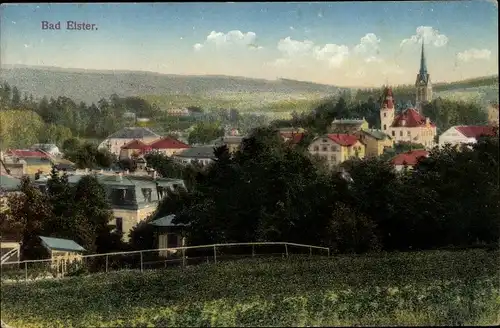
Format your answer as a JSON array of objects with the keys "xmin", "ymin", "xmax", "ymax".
[
  {"xmin": 149, "ymin": 214, "xmax": 188, "ymax": 257},
  {"xmin": 39, "ymin": 236, "xmax": 86, "ymax": 276}
]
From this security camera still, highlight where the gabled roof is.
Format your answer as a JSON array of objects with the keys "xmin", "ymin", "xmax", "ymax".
[
  {"xmin": 7, "ymin": 150, "xmax": 50, "ymax": 158},
  {"xmin": 107, "ymin": 127, "xmax": 160, "ymax": 139},
  {"xmin": 391, "ymin": 149, "xmax": 429, "ymax": 166},
  {"xmin": 359, "ymin": 129, "xmax": 391, "ymax": 140},
  {"xmin": 121, "ymin": 139, "xmax": 148, "ymax": 150},
  {"xmin": 455, "ymin": 125, "xmax": 497, "ymax": 138},
  {"xmin": 39, "ymin": 236, "xmax": 86, "ymax": 252},
  {"xmin": 381, "ymin": 87, "xmax": 395, "ymax": 109},
  {"xmin": 391, "ymin": 108, "xmax": 435, "ymax": 128},
  {"xmin": 149, "ymin": 137, "xmax": 190, "ymax": 150},
  {"xmin": 326, "ymin": 134, "xmax": 360, "ymax": 147}
]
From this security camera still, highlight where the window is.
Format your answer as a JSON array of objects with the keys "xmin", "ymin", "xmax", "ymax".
[
  {"xmin": 331, "ymin": 155, "xmax": 337, "ymax": 162},
  {"xmin": 392, "ymin": 131, "xmax": 395, "ymax": 136},
  {"xmin": 384, "ymin": 113, "xmax": 387, "ymax": 117},
  {"xmin": 331, "ymin": 146, "xmax": 337, "ymax": 151},
  {"xmin": 383, "ymin": 124, "xmax": 387, "ymax": 130},
  {"xmin": 313, "ymin": 146, "xmax": 319, "ymax": 151},
  {"xmin": 115, "ymin": 218, "xmax": 123, "ymax": 233},
  {"xmin": 141, "ymin": 188, "xmax": 152, "ymax": 202},
  {"xmin": 399, "ymin": 131, "xmax": 403, "ymax": 137},
  {"xmin": 322, "ymin": 139, "xmax": 327, "ymax": 143},
  {"xmin": 322, "ymin": 146, "xmax": 328, "ymax": 151},
  {"xmin": 407, "ymin": 131, "xmax": 411, "ymax": 136}
]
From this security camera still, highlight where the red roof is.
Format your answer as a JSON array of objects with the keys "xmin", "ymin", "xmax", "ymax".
[
  {"xmin": 121, "ymin": 139, "xmax": 148, "ymax": 150},
  {"xmin": 326, "ymin": 134, "xmax": 359, "ymax": 147},
  {"xmin": 148, "ymin": 137, "xmax": 190, "ymax": 150},
  {"xmin": 381, "ymin": 87, "xmax": 394, "ymax": 109},
  {"xmin": 455, "ymin": 126, "xmax": 497, "ymax": 138},
  {"xmin": 6, "ymin": 150, "xmax": 49, "ymax": 158},
  {"xmin": 280, "ymin": 132, "xmax": 305, "ymax": 144},
  {"xmin": 392, "ymin": 108, "xmax": 436, "ymax": 128},
  {"xmin": 391, "ymin": 149, "xmax": 429, "ymax": 166}
]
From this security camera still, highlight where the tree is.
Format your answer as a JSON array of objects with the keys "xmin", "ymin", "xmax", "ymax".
[
  {"xmin": 11, "ymin": 86, "xmax": 21, "ymax": 107},
  {"xmin": 6, "ymin": 177, "xmax": 53, "ymax": 260},
  {"xmin": 187, "ymin": 121, "xmax": 224, "ymax": 145}
]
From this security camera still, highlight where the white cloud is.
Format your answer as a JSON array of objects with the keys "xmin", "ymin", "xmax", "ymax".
[
  {"xmin": 353, "ymin": 33, "xmax": 381, "ymax": 62},
  {"xmin": 400, "ymin": 26, "xmax": 449, "ymax": 47},
  {"xmin": 289, "ymin": 26, "xmax": 294, "ymax": 30},
  {"xmin": 193, "ymin": 30, "xmax": 262, "ymax": 52},
  {"xmin": 274, "ymin": 37, "xmax": 349, "ymax": 69},
  {"xmin": 457, "ymin": 48, "xmax": 491, "ymax": 62}
]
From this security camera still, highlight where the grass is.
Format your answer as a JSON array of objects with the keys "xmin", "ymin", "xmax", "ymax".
[{"xmin": 1, "ymin": 250, "xmax": 499, "ymax": 327}]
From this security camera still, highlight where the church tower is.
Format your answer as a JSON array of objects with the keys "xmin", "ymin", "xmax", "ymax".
[
  {"xmin": 380, "ymin": 86, "xmax": 395, "ymax": 133},
  {"xmin": 415, "ymin": 41, "xmax": 433, "ymax": 112}
]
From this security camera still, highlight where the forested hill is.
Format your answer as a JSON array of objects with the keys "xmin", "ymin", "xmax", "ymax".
[{"xmin": 0, "ymin": 65, "xmax": 343, "ymax": 104}]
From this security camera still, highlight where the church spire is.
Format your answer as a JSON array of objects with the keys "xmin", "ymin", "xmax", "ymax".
[{"xmin": 419, "ymin": 39, "xmax": 427, "ymax": 77}]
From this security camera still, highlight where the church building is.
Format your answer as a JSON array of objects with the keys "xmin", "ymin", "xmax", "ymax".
[{"xmin": 380, "ymin": 42, "xmax": 437, "ymax": 149}]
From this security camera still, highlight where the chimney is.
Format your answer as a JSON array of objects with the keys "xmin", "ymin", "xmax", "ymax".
[
  {"xmin": 425, "ymin": 117, "xmax": 430, "ymax": 125},
  {"xmin": 401, "ymin": 119, "xmax": 406, "ymax": 126},
  {"xmin": 152, "ymin": 170, "xmax": 157, "ymax": 180},
  {"xmin": 125, "ymin": 169, "xmax": 129, "ymax": 175}
]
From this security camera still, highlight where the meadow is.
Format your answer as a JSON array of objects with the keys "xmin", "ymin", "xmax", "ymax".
[{"xmin": 1, "ymin": 250, "xmax": 499, "ymax": 327}]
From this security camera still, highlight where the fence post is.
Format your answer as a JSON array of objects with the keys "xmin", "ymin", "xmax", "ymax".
[
  {"xmin": 285, "ymin": 244, "xmax": 289, "ymax": 258},
  {"xmin": 105, "ymin": 255, "xmax": 109, "ymax": 273},
  {"xmin": 252, "ymin": 245, "xmax": 255, "ymax": 257},
  {"xmin": 140, "ymin": 251, "xmax": 143, "ymax": 272},
  {"xmin": 182, "ymin": 237, "xmax": 187, "ymax": 269},
  {"xmin": 310, "ymin": 246, "xmax": 312, "ymax": 257},
  {"xmin": 214, "ymin": 245, "xmax": 217, "ymax": 264},
  {"xmin": 24, "ymin": 261, "xmax": 28, "ymax": 282},
  {"xmin": 327, "ymin": 248, "xmax": 330, "ymax": 257}
]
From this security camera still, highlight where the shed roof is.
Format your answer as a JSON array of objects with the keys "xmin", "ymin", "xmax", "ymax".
[
  {"xmin": 174, "ymin": 146, "xmax": 216, "ymax": 159},
  {"xmin": 149, "ymin": 214, "xmax": 189, "ymax": 227},
  {"xmin": 39, "ymin": 236, "xmax": 86, "ymax": 252}
]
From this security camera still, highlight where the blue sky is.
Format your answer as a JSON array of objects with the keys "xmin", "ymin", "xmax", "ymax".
[{"xmin": 1, "ymin": 2, "xmax": 498, "ymax": 87}]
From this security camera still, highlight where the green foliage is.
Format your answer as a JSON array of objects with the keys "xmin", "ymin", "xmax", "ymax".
[
  {"xmin": 1, "ymin": 250, "xmax": 498, "ymax": 327},
  {"xmin": 63, "ymin": 141, "xmax": 116, "ymax": 169},
  {"xmin": 423, "ymin": 98, "xmax": 488, "ymax": 133},
  {"xmin": 187, "ymin": 121, "xmax": 224, "ymax": 145}
]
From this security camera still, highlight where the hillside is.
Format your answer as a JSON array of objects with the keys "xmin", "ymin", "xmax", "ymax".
[{"xmin": 0, "ymin": 65, "xmax": 342, "ymax": 104}]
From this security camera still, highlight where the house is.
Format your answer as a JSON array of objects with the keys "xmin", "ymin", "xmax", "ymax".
[
  {"xmin": 147, "ymin": 137, "xmax": 191, "ymax": 157},
  {"xmin": 39, "ymin": 236, "xmax": 85, "ymax": 277},
  {"xmin": 211, "ymin": 135, "xmax": 245, "ymax": 153},
  {"xmin": 380, "ymin": 87, "xmax": 437, "ymax": 149},
  {"xmin": 390, "ymin": 149, "xmax": 429, "ymax": 172},
  {"xmin": 98, "ymin": 127, "xmax": 161, "ymax": 156},
  {"xmin": 487, "ymin": 103, "xmax": 499, "ymax": 127},
  {"xmin": 355, "ymin": 129, "xmax": 394, "ymax": 157},
  {"xmin": 31, "ymin": 144, "xmax": 61, "ymax": 157},
  {"xmin": 32, "ymin": 172, "xmax": 185, "ymax": 242},
  {"xmin": 149, "ymin": 214, "xmax": 188, "ymax": 257},
  {"xmin": 329, "ymin": 118, "xmax": 369, "ymax": 133},
  {"xmin": 308, "ymin": 134, "xmax": 365, "ymax": 167},
  {"xmin": 119, "ymin": 139, "xmax": 150, "ymax": 160},
  {"xmin": 166, "ymin": 108, "xmax": 190, "ymax": 117},
  {"xmin": 438, "ymin": 125, "xmax": 498, "ymax": 148},
  {"xmin": 4, "ymin": 149, "xmax": 53, "ymax": 175},
  {"xmin": 172, "ymin": 146, "xmax": 216, "ymax": 166}
]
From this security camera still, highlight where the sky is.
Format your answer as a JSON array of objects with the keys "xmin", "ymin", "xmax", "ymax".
[{"xmin": 1, "ymin": 2, "xmax": 498, "ymax": 87}]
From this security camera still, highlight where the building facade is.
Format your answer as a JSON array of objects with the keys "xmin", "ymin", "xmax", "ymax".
[
  {"xmin": 98, "ymin": 127, "xmax": 161, "ymax": 156},
  {"xmin": 438, "ymin": 125, "xmax": 498, "ymax": 148},
  {"xmin": 308, "ymin": 134, "xmax": 365, "ymax": 167},
  {"xmin": 355, "ymin": 129, "xmax": 394, "ymax": 157}
]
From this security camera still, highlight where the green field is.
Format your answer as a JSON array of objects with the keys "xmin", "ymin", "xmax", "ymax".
[{"xmin": 1, "ymin": 250, "xmax": 499, "ymax": 327}]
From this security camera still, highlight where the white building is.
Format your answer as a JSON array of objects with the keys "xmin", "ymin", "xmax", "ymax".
[
  {"xmin": 98, "ymin": 127, "xmax": 161, "ymax": 156},
  {"xmin": 172, "ymin": 146, "xmax": 216, "ymax": 166},
  {"xmin": 438, "ymin": 125, "xmax": 497, "ymax": 148},
  {"xmin": 380, "ymin": 87, "xmax": 437, "ymax": 149},
  {"xmin": 31, "ymin": 144, "xmax": 61, "ymax": 157}
]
